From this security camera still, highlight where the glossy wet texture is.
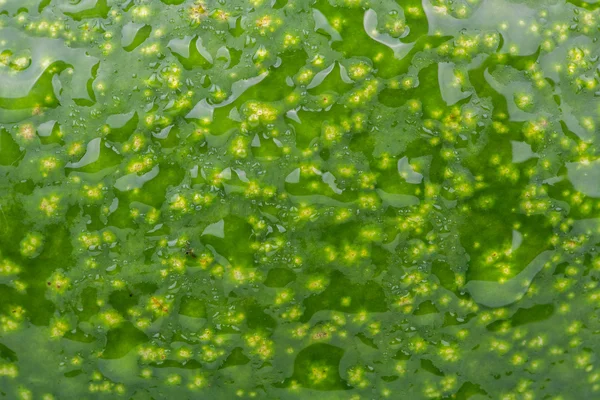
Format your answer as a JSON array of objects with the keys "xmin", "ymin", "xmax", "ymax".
[{"xmin": 1, "ymin": 0, "xmax": 600, "ymax": 398}]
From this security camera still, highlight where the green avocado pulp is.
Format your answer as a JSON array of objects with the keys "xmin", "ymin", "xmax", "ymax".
[{"xmin": 1, "ymin": 0, "xmax": 600, "ymax": 398}]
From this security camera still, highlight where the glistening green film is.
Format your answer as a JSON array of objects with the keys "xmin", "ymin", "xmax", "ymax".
[{"xmin": 1, "ymin": 0, "xmax": 600, "ymax": 399}]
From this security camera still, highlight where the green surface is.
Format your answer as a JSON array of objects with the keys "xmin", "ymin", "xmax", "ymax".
[{"xmin": 1, "ymin": 0, "xmax": 600, "ymax": 398}]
